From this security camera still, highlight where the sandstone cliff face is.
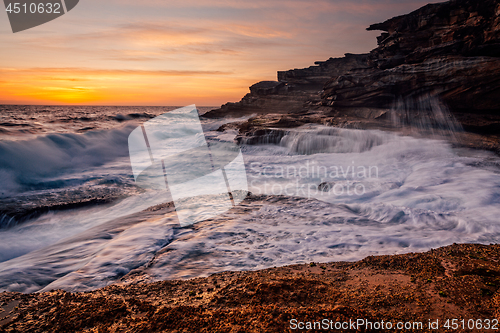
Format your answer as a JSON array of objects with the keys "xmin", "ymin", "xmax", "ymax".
[
  {"xmin": 322, "ymin": 0, "xmax": 500, "ymax": 114},
  {"xmin": 277, "ymin": 53, "xmax": 369, "ymax": 92},
  {"xmin": 367, "ymin": 0, "xmax": 500, "ymax": 68},
  {"xmin": 322, "ymin": 56, "xmax": 500, "ymax": 111},
  {"xmin": 204, "ymin": 54, "xmax": 370, "ymax": 118},
  {"xmin": 205, "ymin": 0, "xmax": 500, "ymax": 146}
]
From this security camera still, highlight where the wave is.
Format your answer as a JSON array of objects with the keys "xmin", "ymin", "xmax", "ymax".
[{"xmin": 0, "ymin": 124, "xmax": 136, "ymax": 195}]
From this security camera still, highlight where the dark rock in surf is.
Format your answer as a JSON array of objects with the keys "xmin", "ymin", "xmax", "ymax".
[{"xmin": 318, "ymin": 182, "xmax": 333, "ymax": 192}]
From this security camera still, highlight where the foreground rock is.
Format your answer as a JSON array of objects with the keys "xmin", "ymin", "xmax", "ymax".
[{"xmin": 1, "ymin": 243, "xmax": 500, "ymax": 332}]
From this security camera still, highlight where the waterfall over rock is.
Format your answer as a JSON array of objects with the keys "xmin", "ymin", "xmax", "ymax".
[{"xmin": 390, "ymin": 94, "xmax": 463, "ymax": 141}]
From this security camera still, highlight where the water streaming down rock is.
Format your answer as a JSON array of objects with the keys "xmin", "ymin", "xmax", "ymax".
[
  {"xmin": 389, "ymin": 94, "xmax": 464, "ymax": 142},
  {"xmin": 0, "ymin": 215, "xmax": 16, "ymax": 229},
  {"xmin": 279, "ymin": 128, "xmax": 391, "ymax": 155},
  {"xmin": 240, "ymin": 126, "xmax": 392, "ymax": 155},
  {"xmin": 238, "ymin": 129, "xmax": 288, "ymax": 146},
  {"xmin": 238, "ymin": 95, "xmax": 464, "ymax": 156}
]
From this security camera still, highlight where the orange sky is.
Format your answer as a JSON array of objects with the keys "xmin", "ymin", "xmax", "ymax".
[{"xmin": 0, "ymin": 0, "xmax": 441, "ymax": 106}]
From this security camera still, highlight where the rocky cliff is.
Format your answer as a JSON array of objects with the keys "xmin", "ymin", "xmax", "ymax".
[
  {"xmin": 322, "ymin": 0, "xmax": 500, "ymax": 114},
  {"xmin": 204, "ymin": 53, "xmax": 370, "ymax": 118},
  {"xmin": 204, "ymin": 0, "xmax": 500, "ymax": 147}
]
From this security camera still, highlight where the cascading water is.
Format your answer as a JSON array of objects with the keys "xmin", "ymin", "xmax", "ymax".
[
  {"xmin": 279, "ymin": 127, "xmax": 391, "ymax": 155},
  {"xmin": 241, "ymin": 127, "xmax": 393, "ymax": 156},
  {"xmin": 389, "ymin": 94, "xmax": 464, "ymax": 141},
  {"xmin": 242, "ymin": 95, "xmax": 464, "ymax": 157}
]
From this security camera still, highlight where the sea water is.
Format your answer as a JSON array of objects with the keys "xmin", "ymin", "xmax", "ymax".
[{"xmin": 0, "ymin": 105, "xmax": 499, "ymax": 293}]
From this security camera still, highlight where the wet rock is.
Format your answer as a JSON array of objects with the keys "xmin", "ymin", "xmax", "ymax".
[
  {"xmin": 318, "ymin": 182, "xmax": 333, "ymax": 192},
  {"xmin": 208, "ymin": 0, "xmax": 500, "ymax": 153},
  {"xmin": 321, "ymin": 0, "xmax": 500, "ymax": 116},
  {"xmin": 203, "ymin": 55, "xmax": 369, "ymax": 119},
  {"xmin": 4, "ymin": 243, "xmax": 500, "ymax": 332}
]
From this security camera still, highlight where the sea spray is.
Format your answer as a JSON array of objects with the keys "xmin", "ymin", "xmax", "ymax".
[{"xmin": 389, "ymin": 94, "xmax": 463, "ymax": 141}]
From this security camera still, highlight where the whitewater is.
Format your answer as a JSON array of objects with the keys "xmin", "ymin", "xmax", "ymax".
[{"xmin": 0, "ymin": 105, "xmax": 499, "ymax": 293}]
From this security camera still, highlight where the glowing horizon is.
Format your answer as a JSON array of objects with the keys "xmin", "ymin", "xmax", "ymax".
[{"xmin": 0, "ymin": 0, "xmax": 441, "ymax": 106}]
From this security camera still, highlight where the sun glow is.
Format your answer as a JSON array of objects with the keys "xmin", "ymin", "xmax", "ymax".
[{"xmin": 0, "ymin": 68, "xmax": 254, "ymax": 105}]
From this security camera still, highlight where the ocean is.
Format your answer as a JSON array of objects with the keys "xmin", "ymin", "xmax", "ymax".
[{"xmin": 0, "ymin": 105, "xmax": 499, "ymax": 293}]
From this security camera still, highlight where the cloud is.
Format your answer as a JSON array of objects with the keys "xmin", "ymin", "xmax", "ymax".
[
  {"xmin": 37, "ymin": 77, "xmax": 92, "ymax": 81},
  {"xmin": 0, "ymin": 67, "xmax": 232, "ymax": 77},
  {"xmin": 10, "ymin": 19, "xmax": 294, "ymax": 65},
  {"xmin": 101, "ymin": 0, "xmax": 442, "ymax": 18},
  {"xmin": 102, "ymin": 0, "xmax": 429, "ymax": 10},
  {"xmin": 103, "ymin": 56, "xmax": 164, "ymax": 62}
]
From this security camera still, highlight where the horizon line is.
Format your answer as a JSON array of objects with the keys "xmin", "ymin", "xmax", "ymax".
[{"xmin": 0, "ymin": 104, "xmax": 220, "ymax": 108}]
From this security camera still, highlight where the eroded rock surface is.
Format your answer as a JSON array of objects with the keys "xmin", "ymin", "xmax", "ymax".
[{"xmin": 205, "ymin": 0, "xmax": 500, "ymax": 152}]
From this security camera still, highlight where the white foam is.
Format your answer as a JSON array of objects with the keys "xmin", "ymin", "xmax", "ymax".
[{"xmin": 0, "ymin": 123, "xmax": 499, "ymax": 293}]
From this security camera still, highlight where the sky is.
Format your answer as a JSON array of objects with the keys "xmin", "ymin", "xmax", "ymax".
[{"xmin": 0, "ymin": 0, "xmax": 442, "ymax": 106}]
